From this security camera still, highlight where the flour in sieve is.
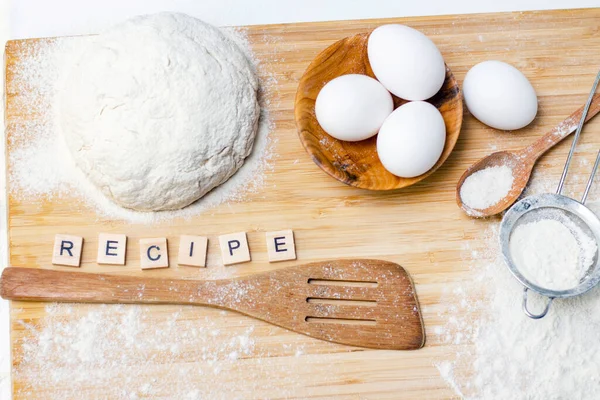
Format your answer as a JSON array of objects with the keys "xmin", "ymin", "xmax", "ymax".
[{"xmin": 509, "ymin": 216, "xmax": 596, "ymax": 290}]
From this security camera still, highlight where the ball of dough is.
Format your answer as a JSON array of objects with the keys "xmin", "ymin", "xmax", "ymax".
[{"xmin": 58, "ymin": 13, "xmax": 259, "ymax": 211}]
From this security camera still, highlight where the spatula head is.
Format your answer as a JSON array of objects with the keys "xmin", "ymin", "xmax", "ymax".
[{"xmin": 227, "ymin": 259, "xmax": 424, "ymax": 350}]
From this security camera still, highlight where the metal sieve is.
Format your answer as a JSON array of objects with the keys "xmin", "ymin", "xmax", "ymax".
[{"xmin": 500, "ymin": 69, "xmax": 600, "ymax": 319}]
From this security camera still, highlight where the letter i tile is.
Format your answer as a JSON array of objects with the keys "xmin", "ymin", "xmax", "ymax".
[{"xmin": 178, "ymin": 235, "xmax": 208, "ymax": 267}]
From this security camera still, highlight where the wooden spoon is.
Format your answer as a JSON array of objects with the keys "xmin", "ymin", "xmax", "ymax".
[
  {"xmin": 457, "ymin": 93, "xmax": 600, "ymax": 217},
  {"xmin": 0, "ymin": 260, "xmax": 424, "ymax": 350}
]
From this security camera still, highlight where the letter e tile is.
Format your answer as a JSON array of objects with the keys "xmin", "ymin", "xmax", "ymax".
[
  {"xmin": 266, "ymin": 230, "xmax": 296, "ymax": 262},
  {"xmin": 97, "ymin": 233, "xmax": 127, "ymax": 265}
]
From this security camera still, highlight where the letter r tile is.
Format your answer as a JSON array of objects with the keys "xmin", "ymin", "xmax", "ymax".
[
  {"xmin": 139, "ymin": 238, "xmax": 169, "ymax": 270},
  {"xmin": 218, "ymin": 232, "xmax": 251, "ymax": 266},
  {"xmin": 52, "ymin": 234, "xmax": 84, "ymax": 267}
]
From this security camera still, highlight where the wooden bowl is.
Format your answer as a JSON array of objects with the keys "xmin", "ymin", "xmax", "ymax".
[{"xmin": 294, "ymin": 33, "xmax": 463, "ymax": 190}]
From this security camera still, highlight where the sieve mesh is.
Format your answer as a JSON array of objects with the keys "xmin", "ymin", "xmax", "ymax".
[{"xmin": 507, "ymin": 207, "xmax": 599, "ymax": 290}]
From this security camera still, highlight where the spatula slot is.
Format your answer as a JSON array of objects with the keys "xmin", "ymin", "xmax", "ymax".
[
  {"xmin": 305, "ymin": 316, "xmax": 376, "ymax": 326},
  {"xmin": 307, "ymin": 279, "xmax": 378, "ymax": 288},
  {"xmin": 306, "ymin": 297, "xmax": 376, "ymax": 306}
]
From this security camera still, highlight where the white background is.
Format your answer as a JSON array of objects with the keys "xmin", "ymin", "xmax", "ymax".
[
  {"xmin": 1, "ymin": 0, "xmax": 598, "ymax": 398},
  {"xmin": 7, "ymin": 0, "xmax": 600, "ymax": 38}
]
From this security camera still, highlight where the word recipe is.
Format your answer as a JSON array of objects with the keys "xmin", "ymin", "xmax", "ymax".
[{"xmin": 51, "ymin": 230, "xmax": 296, "ymax": 269}]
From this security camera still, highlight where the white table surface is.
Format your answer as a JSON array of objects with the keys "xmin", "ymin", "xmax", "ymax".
[{"xmin": 1, "ymin": 0, "xmax": 599, "ymax": 398}]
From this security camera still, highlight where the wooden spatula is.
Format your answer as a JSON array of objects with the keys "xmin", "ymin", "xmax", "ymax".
[{"xmin": 0, "ymin": 259, "xmax": 424, "ymax": 350}]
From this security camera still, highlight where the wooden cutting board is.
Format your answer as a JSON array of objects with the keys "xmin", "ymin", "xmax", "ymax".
[{"xmin": 5, "ymin": 8, "xmax": 600, "ymax": 399}]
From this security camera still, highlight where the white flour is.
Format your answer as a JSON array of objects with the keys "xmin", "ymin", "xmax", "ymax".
[
  {"xmin": 510, "ymin": 217, "xmax": 596, "ymax": 290},
  {"xmin": 460, "ymin": 165, "xmax": 514, "ymax": 213},
  {"xmin": 437, "ymin": 173, "xmax": 600, "ymax": 399},
  {"xmin": 7, "ymin": 27, "xmax": 276, "ymax": 223},
  {"xmin": 15, "ymin": 303, "xmax": 326, "ymax": 399}
]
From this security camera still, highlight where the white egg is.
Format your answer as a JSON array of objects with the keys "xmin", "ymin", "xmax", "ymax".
[
  {"xmin": 463, "ymin": 60, "xmax": 538, "ymax": 130},
  {"xmin": 377, "ymin": 101, "xmax": 446, "ymax": 178},
  {"xmin": 315, "ymin": 74, "xmax": 393, "ymax": 141},
  {"xmin": 368, "ymin": 24, "xmax": 446, "ymax": 101}
]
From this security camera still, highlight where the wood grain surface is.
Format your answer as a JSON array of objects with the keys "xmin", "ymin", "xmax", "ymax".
[
  {"xmin": 5, "ymin": 8, "xmax": 600, "ymax": 399},
  {"xmin": 295, "ymin": 33, "xmax": 463, "ymax": 190}
]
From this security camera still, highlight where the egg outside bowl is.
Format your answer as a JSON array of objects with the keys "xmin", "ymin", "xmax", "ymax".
[{"xmin": 294, "ymin": 32, "xmax": 463, "ymax": 190}]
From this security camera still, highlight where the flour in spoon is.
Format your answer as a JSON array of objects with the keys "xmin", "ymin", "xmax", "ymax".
[{"xmin": 460, "ymin": 165, "xmax": 514, "ymax": 213}]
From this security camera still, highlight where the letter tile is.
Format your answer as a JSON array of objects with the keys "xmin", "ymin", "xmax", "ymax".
[
  {"xmin": 178, "ymin": 235, "xmax": 208, "ymax": 267},
  {"xmin": 139, "ymin": 238, "xmax": 169, "ymax": 269},
  {"xmin": 266, "ymin": 230, "xmax": 296, "ymax": 262},
  {"xmin": 219, "ymin": 232, "xmax": 251, "ymax": 266},
  {"xmin": 97, "ymin": 233, "xmax": 127, "ymax": 265},
  {"xmin": 52, "ymin": 234, "xmax": 83, "ymax": 267}
]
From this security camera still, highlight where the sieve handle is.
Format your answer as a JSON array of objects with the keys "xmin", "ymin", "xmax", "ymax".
[
  {"xmin": 556, "ymin": 68, "xmax": 600, "ymax": 195},
  {"xmin": 581, "ymin": 149, "xmax": 600, "ymax": 204},
  {"xmin": 522, "ymin": 288, "xmax": 554, "ymax": 319}
]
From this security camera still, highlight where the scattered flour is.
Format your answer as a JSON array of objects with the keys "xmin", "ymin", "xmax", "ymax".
[
  {"xmin": 510, "ymin": 217, "xmax": 596, "ymax": 290},
  {"xmin": 8, "ymin": 29, "xmax": 330, "ymax": 399},
  {"xmin": 437, "ymin": 173, "xmax": 600, "ymax": 399},
  {"xmin": 7, "ymin": 26, "xmax": 277, "ymax": 223},
  {"xmin": 460, "ymin": 165, "xmax": 514, "ymax": 212},
  {"xmin": 15, "ymin": 304, "xmax": 323, "ymax": 399}
]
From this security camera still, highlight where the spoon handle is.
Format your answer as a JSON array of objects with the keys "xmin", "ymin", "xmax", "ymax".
[{"xmin": 519, "ymin": 93, "xmax": 600, "ymax": 162}]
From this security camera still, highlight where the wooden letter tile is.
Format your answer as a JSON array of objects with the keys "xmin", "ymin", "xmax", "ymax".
[
  {"xmin": 52, "ymin": 234, "xmax": 83, "ymax": 267},
  {"xmin": 97, "ymin": 233, "xmax": 127, "ymax": 265},
  {"xmin": 266, "ymin": 230, "xmax": 296, "ymax": 262},
  {"xmin": 178, "ymin": 235, "xmax": 208, "ymax": 267},
  {"xmin": 219, "ymin": 232, "xmax": 251, "ymax": 266},
  {"xmin": 139, "ymin": 238, "xmax": 169, "ymax": 269}
]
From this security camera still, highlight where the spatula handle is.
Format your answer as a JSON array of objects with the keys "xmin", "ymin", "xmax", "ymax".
[
  {"xmin": 0, "ymin": 267, "xmax": 223, "ymax": 306},
  {"xmin": 521, "ymin": 93, "xmax": 600, "ymax": 162}
]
